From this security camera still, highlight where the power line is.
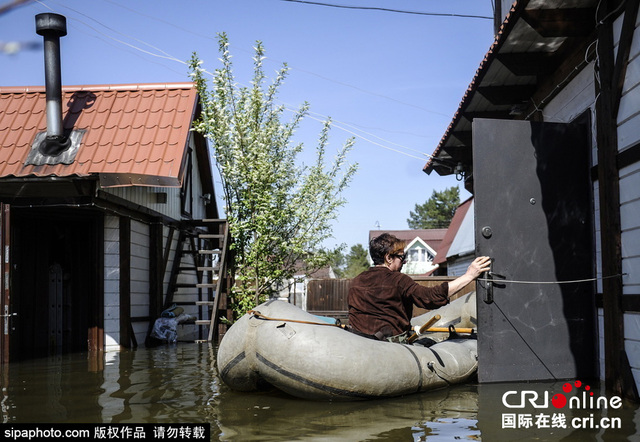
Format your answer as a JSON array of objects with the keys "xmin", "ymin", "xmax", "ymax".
[
  {"xmin": 32, "ymin": 0, "xmax": 437, "ymax": 162},
  {"xmin": 0, "ymin": 0, "xmax": 34, "ymax": 15},
  {"xmin": 280, "ymin": 0, "xmax": 493, "ymax": 20},
  {"xmin": 98, "ymin": 0, "xmax": 452, "ymax": 119}
]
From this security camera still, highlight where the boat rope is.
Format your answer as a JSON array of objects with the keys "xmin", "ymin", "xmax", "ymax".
[
  {"xmin": 426, "ymin": 362, "xmax": 452, "ymax": 386},
  {"xmin": 477, "ymin": 272, "xmax": 626, "ymax": 285},
  {"xmin": 248, "ymin": 310, "xmax": 343, "ymax": 328}
]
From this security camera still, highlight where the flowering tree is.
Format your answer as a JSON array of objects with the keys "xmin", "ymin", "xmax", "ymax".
[{"xmin": 189, "ymin": 33, "xmax": 357, "ymax": 318}]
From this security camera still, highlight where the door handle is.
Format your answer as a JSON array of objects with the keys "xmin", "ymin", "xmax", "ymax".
[{"xmin": 484, "ymin": 260, "xmax": 505, "ymax": 304}]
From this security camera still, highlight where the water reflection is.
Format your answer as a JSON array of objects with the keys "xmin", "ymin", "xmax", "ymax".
[
  {"xmin": 0, "ymin": 344, "xmax": 638, "ymax": 441},
  {"xmin": 215, "ymin": 386, "xmax": 479, "ymax": 441}
]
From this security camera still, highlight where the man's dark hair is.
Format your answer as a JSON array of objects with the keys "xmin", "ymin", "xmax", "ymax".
[{"xmin": 369, "ymin": 233, "xmax": 403, "ymax": 265}]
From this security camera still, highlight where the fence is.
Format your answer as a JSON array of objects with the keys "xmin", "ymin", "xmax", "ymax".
[{"xmin": 306, "ymin": 276, "xmax": 475, "ymax": 321}]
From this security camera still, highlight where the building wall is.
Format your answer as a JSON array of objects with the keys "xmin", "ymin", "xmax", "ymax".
[
  {"xmin": 101, "ymin": 135, "xmax": 213, "ymax": 349},
  {"xmin": 617, "ymin": 9, "xmax": 640, "ymax": 388},
  {"xmin": 103, "ymin": 214, "xmax": 206, "ymax": 349},
  {"xmin": 102, "ymin": 136, "xmax": 212, "ymax": 221},
  {"xmin": 104, "ymin": 215, "xmax": 120, "ymax": 350},
  {"xmin": 447, "ymin": 255, "xmax": 474, "ymax": 278},
  {"xmin": 542, "ymin": 9, "xmax": 640, "ymax": 388},
  {"xmin": 130, "ymin": 220, "xmax": 151, "ymax": 343}
]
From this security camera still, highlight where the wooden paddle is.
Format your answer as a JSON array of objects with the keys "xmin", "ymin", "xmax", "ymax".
[
  {"xmin": 407, "ymin": 314, "xmax": 441, "ymax": 344},
  {"xmin": 422, "ymin": 327, "xmax": 474, "ymax": 334}
]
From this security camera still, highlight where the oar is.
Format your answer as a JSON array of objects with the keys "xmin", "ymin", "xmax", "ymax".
[
  {"xmin": 422, "ymin": 326, "xmax": 474, "ymax": 334},
  {"xmin": 407, "ymin": 314, "xmax": 441, "ymax": 344}
]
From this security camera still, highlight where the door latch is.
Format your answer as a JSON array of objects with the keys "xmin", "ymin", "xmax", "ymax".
[
  {"xmin": 484, "ymin": 260, "xmax": 505, "ymax": 304},
  {"xmin": 2, "ymin": 305, "xmax": 16, "ymax": 335}
]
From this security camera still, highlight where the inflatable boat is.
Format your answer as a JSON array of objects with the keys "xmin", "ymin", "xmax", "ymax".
[{"xmin": 217, "ymin": 292, "xmax": 478, "ymax": 401}]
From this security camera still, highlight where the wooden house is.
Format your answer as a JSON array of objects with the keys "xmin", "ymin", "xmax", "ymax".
[
  {"xmin": 424, "ymin": 0, "xmax": 640, "ymax": 399},
  {"xmin": 0, "ymin": 13, "xmax": 229, "ymax": 364}
]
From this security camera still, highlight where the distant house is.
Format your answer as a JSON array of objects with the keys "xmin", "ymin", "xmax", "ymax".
[
  {"xmin": 0, "ymin": 81, "xmax": 227, "ymax": 362},
  {"xmin": 368, "ymin": 229, "xmax": 446, "ymax": 275},
  {"xmin": 433, "ymin": 197, "xmax": 474, "ymax": 277}
]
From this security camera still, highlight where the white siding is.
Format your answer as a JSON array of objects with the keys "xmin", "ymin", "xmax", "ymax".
[
  {"xmin": 130, "ymin": 220, "xmax": 150, "ymax": 344},
  {"xmin": 447, "ymin": 255, "xmax": 474, "ymax": 277},
  {"xmin": 617, "ymin": 9, "xmax": 640, "ymax": 151},
  {"xmin": 593, "ymin": 9, "xmax": 640, "ymax": 386},
  {"xmin": 625, "ymin": 313, "xmax": 640, "ymax": 389},
  {"xmin": 617, "ymin": 10, "xmax": 640, "ymax": 388},
  {"xmin": 104, "ymin": 215, "xmax": 120, "ymax": 351},
  {"xmin": 106, "ymin": 186, "xmax": 183, "ymax": 220}
]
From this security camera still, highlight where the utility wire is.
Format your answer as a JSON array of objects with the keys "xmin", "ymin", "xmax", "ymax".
[
  {"xmin": 477, "ymin": 273, "xmax": 626, "ymax": 285},
  {"xmin": 280, "ymin": 0, "xmax": 493, "ymax": 20},
  {"xmin": 100, "ymin": 0, "xmax": 452, "ymax": 119},
  {"xmin": 34, "ymin": 0, "xmax": 438, "ymax": 162}
]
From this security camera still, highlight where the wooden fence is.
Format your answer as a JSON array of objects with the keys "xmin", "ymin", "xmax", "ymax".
[{"xmin": 307, "ymin": 276, "xmax": 475, "ymax": 321}]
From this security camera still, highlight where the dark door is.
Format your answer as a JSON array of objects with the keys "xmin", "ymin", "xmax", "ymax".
[
  {"xmin": 0, "ymin": 204, "xmax": 10, "ymax": 365},
  {"xmin": 11, "ymin": 209, "xmax": 102, "ymax": 360},
  {"xmin": 473, "ymin": 117, "xmax": 596, "ymax": 383}
]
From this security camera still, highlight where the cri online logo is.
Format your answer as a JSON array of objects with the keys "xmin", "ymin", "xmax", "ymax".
[{"xmin": 502, "ymin": 380, "xmax": 622, "ymax": 410}]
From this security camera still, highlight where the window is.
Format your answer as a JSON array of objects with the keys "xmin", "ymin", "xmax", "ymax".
[{"xmin": 181, "ymin": 148, "xmax": 194, "ymax": 217}]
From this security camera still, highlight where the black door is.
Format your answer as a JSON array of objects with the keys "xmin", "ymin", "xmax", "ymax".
[
  {"xmin": 473, "ymin": 117, "xmax": 596, "ymax": 382},
  {"xmin": 11, "ymin": 209, "xmax": 102, "ymax": 359}
]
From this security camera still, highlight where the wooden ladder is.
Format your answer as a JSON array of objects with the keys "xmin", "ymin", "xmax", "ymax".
[{"xmin": 163, "ymin": 219, "xmax": 229, "ymax": 342}]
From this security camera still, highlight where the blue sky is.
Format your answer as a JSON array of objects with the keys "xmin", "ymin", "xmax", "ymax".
[{"xmin": 1, "ymin": 0, "xmax": 495, "ymax": 250}]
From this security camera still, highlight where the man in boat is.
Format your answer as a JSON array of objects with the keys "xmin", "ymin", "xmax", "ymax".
[{"xmin": 347, "ymin": 233, "xmax": 490, "ymax": 343}]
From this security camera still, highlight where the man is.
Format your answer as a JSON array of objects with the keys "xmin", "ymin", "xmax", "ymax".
[{"xmin": 348, "ymin": 233, "xmax": 490, "ymax": 342}]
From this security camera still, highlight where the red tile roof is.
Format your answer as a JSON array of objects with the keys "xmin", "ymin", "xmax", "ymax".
[{"xmin": 0, "ymin": 82, "xmax": 199, "ymax": 187}]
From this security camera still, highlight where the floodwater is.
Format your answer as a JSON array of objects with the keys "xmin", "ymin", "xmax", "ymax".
[{"xmin": 1, "ymin": 343, "xmax": 639, "ymax": 441}]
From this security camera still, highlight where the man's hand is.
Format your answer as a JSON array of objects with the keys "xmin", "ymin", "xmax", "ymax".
[{"xmin": 466, "ymin": 256, "xmax": 491, "ymax": 279}]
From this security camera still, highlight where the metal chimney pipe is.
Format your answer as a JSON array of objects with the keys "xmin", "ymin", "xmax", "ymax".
[{"xmin": 35, "ymin": 13, "xmax": 69, "ymax": 151}]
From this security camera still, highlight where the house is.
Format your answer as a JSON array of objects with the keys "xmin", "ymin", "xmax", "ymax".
[
  {"xmin": 368, "ymin": 229, "xmax": 446, "ymax": 275},
  {"xmin": 424, "ymin": 0, "xmax": 640, "ymax": 399},
  {"xmin": 433, "ymin": 197, "xmax": 475, "ymax": 277},
  {"xmin": 0, "ymin": 13, "xmax": 227, "ymax": 363}
]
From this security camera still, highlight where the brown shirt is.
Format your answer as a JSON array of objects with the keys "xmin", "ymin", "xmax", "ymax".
[{"xmin": 348, "ymin": 266, "xmax": 449, "ymax": 339}]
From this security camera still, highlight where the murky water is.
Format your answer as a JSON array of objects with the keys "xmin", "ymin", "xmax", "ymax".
[{"xmin": 1, "ymin": 344, "xmax": 639, "ymax": 441}]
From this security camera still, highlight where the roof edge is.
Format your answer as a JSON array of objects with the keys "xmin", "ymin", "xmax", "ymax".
[
  {"xmin": 0, "ymin": 82, "xmax": 196, "ymax": 94},
  {"xmin": 423, "ymin": 0, "xmax": 529, "ymax": 174}
]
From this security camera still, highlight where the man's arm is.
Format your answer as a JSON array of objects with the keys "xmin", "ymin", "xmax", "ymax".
[{"xmin": 447, "ymin": 256, "xmax": 491, "ymax": 296}]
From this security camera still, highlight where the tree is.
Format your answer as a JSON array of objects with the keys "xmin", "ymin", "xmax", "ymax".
[
  {"xmin": 189, "ymin": 34, "xmax": 357, "ymax": 318},
  {"xmin": 407, "ymin": 186, "xmax": 460, "ymax": 229},
  {"xmin": 342, "ymin": 244, "xmax": 370, "ymax": 278}
]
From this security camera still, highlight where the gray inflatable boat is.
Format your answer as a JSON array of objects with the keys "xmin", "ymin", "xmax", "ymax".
[{"xmin": 217, "ymin": 292, "xmax": 478, "ymax": 401}]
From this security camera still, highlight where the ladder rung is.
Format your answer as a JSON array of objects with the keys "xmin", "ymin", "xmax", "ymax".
[
  {"xmin": 196, "ymin": 283, "xmax": 217, "ymax": 288},
  {"xmin": 197, "ymin": 266, "xmax": 220, "ymax": 272},
  {"xmin": 196, "ymin": 301, "xmax": 215, "ymax": 306},
  {"xmin": 199, "ymin": 234, "xmax": 224, "ymax": 239},
  {"xmin": 199, "ymin": 250, "xmax": 221, "ymax": 255},
  {"xmin": 195, "ymin": 320, "xmax": 212, "ymax": 326}
]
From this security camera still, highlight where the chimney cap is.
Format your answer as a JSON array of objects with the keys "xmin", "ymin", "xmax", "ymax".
[{"xmin": 35, "ymin": 13, "xmax": 67, "ymax": 37}]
